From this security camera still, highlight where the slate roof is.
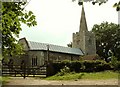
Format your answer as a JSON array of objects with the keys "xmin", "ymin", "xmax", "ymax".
[{"xmin": 27, "ymin": 41, "xmax": 83, "ymax": 56}]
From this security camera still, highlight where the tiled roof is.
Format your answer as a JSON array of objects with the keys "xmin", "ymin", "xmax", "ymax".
[{"xmin": 27, "ymin": 41, "xmax": 83, "ymax": 55}]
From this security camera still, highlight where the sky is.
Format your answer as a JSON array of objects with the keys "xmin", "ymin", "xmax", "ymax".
[{"xmin": 19, "ymin": 0, "xmax": 119, "ymax": 47}]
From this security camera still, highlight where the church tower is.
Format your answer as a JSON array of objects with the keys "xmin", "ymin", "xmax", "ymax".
[{"xmin": 72, "ymin": 6, "xmax": 96, "ymax": 55}]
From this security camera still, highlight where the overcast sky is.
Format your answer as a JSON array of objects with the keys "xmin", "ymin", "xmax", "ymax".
[{"xmin": 19, "ymin": 0, "xmax": 119, "ymax": 47}]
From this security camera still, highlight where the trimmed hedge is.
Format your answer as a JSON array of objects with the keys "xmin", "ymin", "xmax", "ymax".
[{"xmin": 50, "ymin": 60, "xmax": 113, "ymax": 75}]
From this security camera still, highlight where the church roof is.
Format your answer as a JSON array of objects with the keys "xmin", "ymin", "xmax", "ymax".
[{"xmin": 27, "ymin": 41, "xmax": 83, "ymax": 56}]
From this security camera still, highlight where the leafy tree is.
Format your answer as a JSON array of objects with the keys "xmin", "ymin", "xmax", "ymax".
[
  {"xmin": 67, "ymin": 42, "xmax": 72, "ymax": 47},
  {"xmin": 1, "ymin": 2, "xmax": 37, "ymax": 58},
  {"xmin": 92, "ymin": 22, "xmax": 120, "ymax": 61},
  {"xmin": 72, "ymin": 0, "xmax": 120, "ymax": 11}
]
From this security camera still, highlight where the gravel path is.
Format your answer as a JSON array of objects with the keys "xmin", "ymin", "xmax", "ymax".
[{"xmin": 4, "ymin": 77, "xmax": 118, "ymax": 85}]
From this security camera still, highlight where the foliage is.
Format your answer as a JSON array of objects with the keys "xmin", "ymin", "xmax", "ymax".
[
  {"xmin": 1, "ymin": 2, "xmax": 37, "ymax": 57},
  {"xmin": 72, "ymin": 0, "xmax": 120, "ymax": 11},
  {"xmin": 111, "ymin": 56, "xmax": 118, "ymax": 66},
  {"xmin": 67, "ymin": 42, "xmax": 72, "ymax": 47},
  {"xmin": 83, "ymin": 60, "xmax": 112, "ymax": 72},
  {"xmin": 51, "ymin": 60, "xmax": 112, "ymax": 75},
  {"xmin": 56, "ymin": 65, "xmax": 70, "ymax": 76},
  {"xmin": 45, "ymin": 71, "xmax": 118, "ymax": 80},
  {"xmin": 116, "ymin": 61, "xmax": 120, "ymax": 71},
  {"xmin": 92, "ymin": 22, "xmax": 120, "ymax": 61},
  {"xmin": 113, "ymin": 1, "xmax": 120, "ymax": 11},
  {"xmin": 110, "ymin": 56, "xmax": 120, "ymax": 70}
]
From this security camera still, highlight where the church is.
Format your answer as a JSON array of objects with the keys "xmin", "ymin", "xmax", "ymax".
[{"xmin": 16, "ymin": 6, "xmax": 96, "ymax": 67}]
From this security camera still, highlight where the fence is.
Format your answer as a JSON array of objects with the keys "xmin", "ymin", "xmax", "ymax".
[{"xmin": 2, "ymin": 63, "xmax": 47, "ymax": 78}]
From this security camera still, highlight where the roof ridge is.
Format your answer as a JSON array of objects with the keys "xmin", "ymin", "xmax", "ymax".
[{"xmin": 28, "ymin": 40, "xmax": 71, "ymax": 48}]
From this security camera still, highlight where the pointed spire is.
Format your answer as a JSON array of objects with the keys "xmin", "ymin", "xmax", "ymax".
[{"xmin": 79, "ymin": 5, "xmax": 88, "ymax": 32}]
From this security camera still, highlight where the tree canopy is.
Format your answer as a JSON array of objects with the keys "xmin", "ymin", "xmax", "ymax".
[
  {"xmin": 1, "ymin": 2, "xmax": 37, "ymax": 58},
  {"xmin": 92, "ymin": 22, "xmax": 120, "ymax": 61},
  {"xmin": 72, "ymin": 0, "xmax": 120, "ymax": 11}
]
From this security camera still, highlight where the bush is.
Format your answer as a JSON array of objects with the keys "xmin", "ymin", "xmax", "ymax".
[
  {"xmin": 95, "ymin": 62, "xmax": 112, "ymax": 72},
  {"xmin": 116, "ymin": 61, "xmax": 120, "ymax": 71},
  {"xmin": 69, "ymin": 61, "xmax": 82, "ymax": 72},
  {"xmin": 56, "ymin": 65, "xmax": 70, "ymax": 76},
  {"xmin": 111, "ymin": 60, "xmax": 120, "ymax": 71},
  {"xmin": 50, "ymin": 60, "xmax": 112, "ymax": 76},
  {"xmin": 110, "ymin": 56, "xmax": 119, "ymax": 70}
]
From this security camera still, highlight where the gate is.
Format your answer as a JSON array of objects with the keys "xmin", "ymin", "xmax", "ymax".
[{"xmin": 2, "ymin": 63, "xmax": 47, "ymax": 78}]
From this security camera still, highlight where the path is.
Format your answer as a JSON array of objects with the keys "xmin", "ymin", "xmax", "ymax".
[{"xmin": 3, "ymin": 77, "xmax": 118, "ymax": 85}]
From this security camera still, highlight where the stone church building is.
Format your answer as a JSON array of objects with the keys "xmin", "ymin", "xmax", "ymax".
[
  {"xmin": 13, "ymin": 6, "xmax": 96, "ymax": 67},
  {"xmin": 18, "ymin": 38, "xmax": 83, "ymax": 67}
]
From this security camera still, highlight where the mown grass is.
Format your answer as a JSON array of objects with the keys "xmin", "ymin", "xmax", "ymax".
[
  {"xmin": 45, "ymin": 71, "xmax": 119, "ymax": 80},
  {"xmin": 0, "ymin": 76, "xmax": 10, "ymax": 85}
]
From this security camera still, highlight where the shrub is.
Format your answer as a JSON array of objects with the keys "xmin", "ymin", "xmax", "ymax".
[
  {"xmin": 110, "ymin": 56, "xmax": 120, "ymax": 70},
  {"xmin": 95, "ymin": 62, "xmax": 112, "ymax": 71},
  {"xmin": 69, "ymin": 61, "xmax": 82, "ymax": 72},
  {"xmin": 56, "ymin": 65, "xmax": 70, "ymax": 76},
  {"xmin": 50, "ymin": 60, "xmax": 112, "ymax": 76},
  {"xmin": 116, "ymin": 61, "xmax": 120, "ymax": 71}
]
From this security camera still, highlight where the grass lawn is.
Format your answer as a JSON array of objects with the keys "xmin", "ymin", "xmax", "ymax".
[
  {"xmin": 45, "ymin": 71, "xmax": 119, "ymax": 80},
  {"xmin": 0, "ymin": 76, "xmax": 10, "ymax": 85}
]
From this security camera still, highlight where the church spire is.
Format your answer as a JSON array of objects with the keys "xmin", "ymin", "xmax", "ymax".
[{"xmin": 79, "ymin": 5, "xmax": 88, "ymax": 32}]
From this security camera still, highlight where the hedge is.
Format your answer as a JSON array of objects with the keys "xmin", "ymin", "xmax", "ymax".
[{"xmin": 48, "ymin": 60, "xmax": 113, "ymax": 75}]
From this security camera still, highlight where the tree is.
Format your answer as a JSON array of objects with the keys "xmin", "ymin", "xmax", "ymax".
[
  {"xmin": 67, "ymin": 42, "xmax": 72, "ymax": 47},
  {"xmin": 1, "ymin": 2, "xmax": 37, "ymax": 58},
  {"xmin": 92, "ymin": 22, "xmax": 120, "ymax": 61},
  {"xmin": 72, "ymin": 0, "xmax": 120, "ymax": 11}
]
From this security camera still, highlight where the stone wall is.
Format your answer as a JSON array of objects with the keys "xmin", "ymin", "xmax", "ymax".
[
  {"xmin": 48, "ymin": 52, "xmax": 80, "ymax": 62},
  {"xmin": 13, "ymin": 50, "xmax": 80, "ymax": 67},
  {"xmin": 84, "ymin": 32, "xmax": 96, "ymax": 55},
  {"xmin": 28, "ymin": 50, "xmax": 45, "ymax": 67},
  {"xmin": 18, "ymin": 38, "xmax": 29, "ymax": 51},
  {"xmin": 72, "ymin": 30, "xmax": 96, "ymax": 55}
]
